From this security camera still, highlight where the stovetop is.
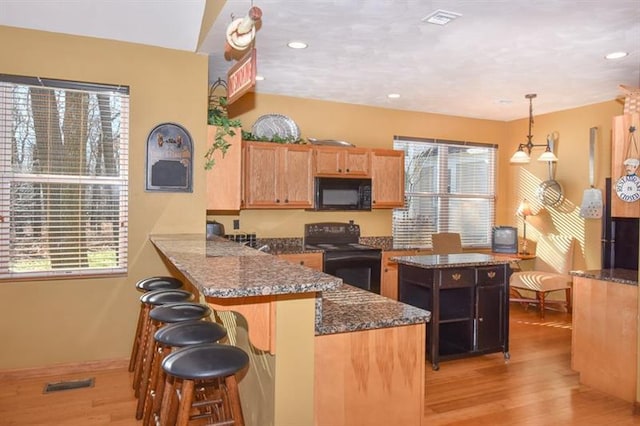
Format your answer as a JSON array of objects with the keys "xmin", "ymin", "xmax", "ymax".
[
  {"xmin": 304, "ymin": 242, "xmax": 380, "ymax": 253},
  {"xmin": 304, "ymin": 222, "xmax": 380, "ymax": 253}
]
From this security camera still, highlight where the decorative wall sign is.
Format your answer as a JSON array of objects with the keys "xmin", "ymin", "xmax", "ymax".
[
  {"xmin": 145, "ymin": 123, "xmax": 193, "ymax": 192},
  {"xmin": 615, "ymin": 125, "xmax": 639, "ymax": 203}
]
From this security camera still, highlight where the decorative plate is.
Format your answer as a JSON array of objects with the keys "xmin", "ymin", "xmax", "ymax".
[
  {"xmin": 307, "ymin": 138, "xmax": 355, "ymax": 147},
  {"xmin": 251, "ymin": 114, "xmax": 301, "ymax": 141}
]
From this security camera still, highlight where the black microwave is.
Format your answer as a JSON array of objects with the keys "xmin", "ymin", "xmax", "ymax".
[{"xmin": 312, "ymin": 177, "xmax": 372, "ymax": 211}]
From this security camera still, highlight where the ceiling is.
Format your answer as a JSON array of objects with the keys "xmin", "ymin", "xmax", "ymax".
[{"xmin": 1, "ymin": 0, "xmax": 639, "ymax": 121}]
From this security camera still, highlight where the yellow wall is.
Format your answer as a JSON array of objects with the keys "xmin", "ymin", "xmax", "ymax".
[
  {"xmin": 0, "ymin": 26, "xmax": 209, "ymax": 369},
  {"xmin": 0, "ymin": 24, "xmax": 625, "ymax": 370}
]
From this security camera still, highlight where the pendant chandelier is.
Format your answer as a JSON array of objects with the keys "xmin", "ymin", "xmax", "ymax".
[{"xmin": 510, "ymin": 94, "xmax": 558, "ymax": 164}]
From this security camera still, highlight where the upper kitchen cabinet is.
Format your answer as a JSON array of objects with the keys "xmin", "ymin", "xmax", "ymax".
[
  {"xmin": 313, "ymin": 146, "xmax": 371, "ymax": 177},
  {"xmin": 206, "ymin": 126, "xmax": 243, "ymax": 211},
  {"xmin": 371, "ymin": 149, "xmax": 405, "ymax": 208},
  {"xmin": 611, "ymin": 113, "xmax": 640, "ymax": 218},
  {"xmin": 244, "ymin": 141, "xmax": 314, "ymax": 209}
]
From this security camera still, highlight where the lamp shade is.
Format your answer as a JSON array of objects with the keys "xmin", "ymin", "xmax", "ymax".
[
  {"xmin": 537, "ymin": 149, "xmax": 558, "ymax": 162},
  {"xmin": 510, "ymin": 149, "xmax": 531, "ymax": 164},
  {"xmin": 517, "ymin": 199, "xmax": 533, "ymax": 217}
]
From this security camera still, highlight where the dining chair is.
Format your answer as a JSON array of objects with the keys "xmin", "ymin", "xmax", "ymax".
[{"xmin": 431, "ymin": 232, "xmax": 463, "ymax": 254}]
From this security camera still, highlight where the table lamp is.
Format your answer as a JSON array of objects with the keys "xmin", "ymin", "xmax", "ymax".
[{"xmin": 516, "ymin": 199, "xmax": 533, "ymax": 255}]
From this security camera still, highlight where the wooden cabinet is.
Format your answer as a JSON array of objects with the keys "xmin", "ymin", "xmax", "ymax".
[
  {"xmin": 313, "ymin": 146, "xmax": 371, "ymax": 177},
  {"xmin": 206, "ymin": 126, "xmax": 243, "ymax": 211},
  {"xmin": 611, "ymin": 113, "xmax": 640, "ymax": 217},
  {"xmin": 278, "ymin": 252, "xmax": 323, "ymax": 271},
  {"xmin": 398, "ymin": 262, "xmax": 510, "ymax": 370},
  {"xmin": 244, "ymin": 142, "xmax": 313, "ymax": 209},
  {"xmin": 572, "ymin": 276, "xmax": 638, "ymax": 402},
  {"xmin": 381, "ymin": 249, "xmax": 427, "ymax": 300},
  {"xmin": 371, "ymin": 149, "xmax": 405, "ymax": 208}
]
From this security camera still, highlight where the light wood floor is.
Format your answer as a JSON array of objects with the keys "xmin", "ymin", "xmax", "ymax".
[{"xmin": 1, "ymin": 304, "xmax": 639, "ymax": 425}]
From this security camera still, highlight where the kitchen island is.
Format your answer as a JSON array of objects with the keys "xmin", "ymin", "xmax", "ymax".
[
  {"xmin": 394, "ymin": 253, "xmax": 512, "ymax": 370},
  {"xmin": 150, "ymin": 234, "xmax": 430, "ymax": 426},
  {"xmin": 570, "ymin": 268, "xmax": 639, "ymax": 402}
]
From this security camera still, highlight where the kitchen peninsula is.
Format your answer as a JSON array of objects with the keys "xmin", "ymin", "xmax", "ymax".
[
  {"xmin": 150, "ymin": 234, "xmax": 430, "ymax": 426},
  {"xmin": 570, "ymin": 268, "xmax": 639, "ymax": 402}
]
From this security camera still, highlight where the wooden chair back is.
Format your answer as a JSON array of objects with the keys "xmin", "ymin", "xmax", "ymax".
[{"xmin": 431, "ymin": 232, "xmax": 463, "ymax": 254}]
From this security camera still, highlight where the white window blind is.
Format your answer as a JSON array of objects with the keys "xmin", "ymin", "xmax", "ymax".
[
  {"xmin": 393, "ymin": 136, "xmax": 496, "ymax": 249},
  {"xmin": 0, "ymin": 74, "xmax": 129, "ymax": 279}
]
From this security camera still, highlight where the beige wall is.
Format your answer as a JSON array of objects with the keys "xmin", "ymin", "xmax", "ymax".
[
  {"xmin": 0, "ymin": 24, "xmax": 624, "ymax": 370},
  {"xmin": 0, "ymin": 26, "xmax": 209, "ymax": 370}
]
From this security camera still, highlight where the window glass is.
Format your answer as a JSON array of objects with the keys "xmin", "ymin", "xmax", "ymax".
[
  {"xmin": 393, "ymin": 137, "xmax": 496, "ymax": 249},
  {"xmin": 0, "ymin": 74, "xmax": 129, "ymax": 279}
]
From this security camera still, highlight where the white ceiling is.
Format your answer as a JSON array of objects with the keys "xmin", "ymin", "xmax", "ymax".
[{"xmin": 1, "ymin": 0, "xmax": 639, "ymax": 121}]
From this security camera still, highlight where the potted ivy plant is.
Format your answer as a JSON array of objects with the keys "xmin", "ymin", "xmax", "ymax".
[{"xmin": 205, "ymin": 96, "xmax": 242, "ymax": 170}]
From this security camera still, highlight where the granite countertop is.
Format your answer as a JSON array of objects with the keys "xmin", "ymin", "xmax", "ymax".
[
  {"xmin": 392, "ymin": 252, "xmax": 511, "ymax": 269},
  {"xmin": 150, "ymin": 234, "xmax": 341, "ymax": 297},
  {"xmin": 570, "ymin": 268, "xmax": 638, "ymax": 286},
  {"xmin": 316, "ymin": 284, "xmax": 431, "ymax": 335}
]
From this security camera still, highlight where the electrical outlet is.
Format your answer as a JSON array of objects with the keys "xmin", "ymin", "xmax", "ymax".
[{"xmin": 233, "ymin": 219, "xmax": 240, "ymax": 230}]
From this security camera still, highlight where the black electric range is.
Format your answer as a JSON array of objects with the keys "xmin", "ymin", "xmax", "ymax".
[{"xmin": 304, "ymin": 222, "xmax": 381, "ymax": 294}]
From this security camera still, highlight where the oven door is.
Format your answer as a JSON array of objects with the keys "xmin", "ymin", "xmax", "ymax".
[{"xmin": 323, "ymin": 250, "xmax": 381, "ymax": 294}]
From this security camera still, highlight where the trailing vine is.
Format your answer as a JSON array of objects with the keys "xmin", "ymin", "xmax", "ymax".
[{"xmin": 205, "ymin": 96, "xmax": 242, "ymax": 170}]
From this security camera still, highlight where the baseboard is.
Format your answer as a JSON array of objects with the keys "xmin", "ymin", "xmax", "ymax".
[{"xmin": 0, "ymin": 358, "xmax": 128, "ymax": 381}]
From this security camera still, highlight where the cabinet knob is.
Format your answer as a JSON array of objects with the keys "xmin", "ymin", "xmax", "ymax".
[
  {"xmin": 346, "ymin": 168, "xmax": 350, "ymax": 172},
  {"xmin": 384, "ymin": 268, "xmax": 388, "ymax": 272},
  {"xmin": 451, "ymin": 273, "xmax": 461, "ymax": 281},
  {"xmin": 487, "ymin": 271, "xmax": 496, "ymax": 278},
  {"xmin": 276, "ymin": 199, "xmax": 280, "ymax": 203},
  {"xmin": 285, "ymin": 199, "xmax": 289, "ymax": 203},
  {"xmin": 338, "ymin": 168, "xmax": 342, "ymax": 173},
  {"xmin": 300, "ymin": 261, "xmax": 304, "ymax": 265},
  {"xmin": 478, "ymin": 317, "xmax": 484, "ymax": 322}
]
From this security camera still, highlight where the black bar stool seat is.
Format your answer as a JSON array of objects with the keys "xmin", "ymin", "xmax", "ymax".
[
  {"xmin": 160, "ymin": 343, "xmax": 249, "ymax": 426},
  {"xmin": 136, "ymin": 276, "xmax": 183, "ymax": 292}
]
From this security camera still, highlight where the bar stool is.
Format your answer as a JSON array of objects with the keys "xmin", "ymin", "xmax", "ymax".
[
  {"xmin": 159, "ymin": 343, "xmax": 249, "ymax": 426},
  {"xmin": 131, "ymin": 289, "xmax": 194, "ymax": 391},
  {"xmin": 142, "ymin": 320, "xmax": 228, "ymax": 426},
  {"xmin": 129, "ymin": 277, "xmax": 184, "ymax": 372},
  {"xmin": 135, "ymin": 302, "xmax": 213, "ymax": 420}
]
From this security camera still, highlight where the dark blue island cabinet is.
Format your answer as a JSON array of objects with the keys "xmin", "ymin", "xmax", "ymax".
[{"xmin": 395, "ymin": 253, "xmax": 512, "ymax": 370}]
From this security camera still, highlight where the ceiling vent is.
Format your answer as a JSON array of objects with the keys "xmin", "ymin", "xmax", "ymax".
[{"xmin": 421, "ymin": 9, "xmax": 462, "ymax": 25}]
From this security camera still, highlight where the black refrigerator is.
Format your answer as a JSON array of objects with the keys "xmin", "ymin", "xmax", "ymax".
[{"xmin": 602, "ymin": 178, "xmax": 639, "ymax": 270}]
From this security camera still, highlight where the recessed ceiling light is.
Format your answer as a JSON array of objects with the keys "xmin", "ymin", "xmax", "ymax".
[
  {"xmin": 255, "ymin": 75, "xmax": 265, "ymax": 81},
  {"xmin": 496, "ymin": 99, "xmax": 512, "ymax": 105},
  {"xmin": 605, "ymin": 51, "xmax": 628, "ymax": 60},
  {"xmin": 287, "ymin": 41, "xmax": 308, "ymax": 49},
  {"xmin": 421, "ymin": 9, "xmax": 462, "ymax": 26},
  {"xmin": 387, "ymin": 93, "xmax": 401, "ymax": 99}
]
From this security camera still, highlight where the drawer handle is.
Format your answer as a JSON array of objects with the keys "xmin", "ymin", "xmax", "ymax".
[
  {"xmin": 451, "ymin": 273, "xmax": 461, "ymax": 281},
  {"xmin": 487, "ymin": 271, "xmax": 496, "ymax": 278}
]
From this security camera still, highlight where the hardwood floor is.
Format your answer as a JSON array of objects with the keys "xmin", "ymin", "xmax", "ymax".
[{"xmin": 1, "ymin": 304, "xmax": 639, "ymax": 425}]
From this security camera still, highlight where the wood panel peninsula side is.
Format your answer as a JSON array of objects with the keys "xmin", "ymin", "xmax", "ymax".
[
  {"xmin": 394, "ymin": 253, "xmax": 512, "ymax": 370},
  {"xmin": 570, "ymin": 269, "xmax": 639, "ymax": 403},
  {"xmin": 150, "ymin": 234, "xmax": 430, "ymax": 426}
]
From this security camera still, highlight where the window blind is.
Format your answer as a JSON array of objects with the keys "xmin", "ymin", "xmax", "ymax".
[
  {"xmin": 393, "ymin": 136, "xmax": 496, "ymax": 249},
  {"xmin": 0, "ymin": 74, "xmax": 129, "ymax": 279}
]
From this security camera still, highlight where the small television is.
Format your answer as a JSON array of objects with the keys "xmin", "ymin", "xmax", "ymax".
[{"xmin": 492, "ymin": 226, "xmax": 518, "ymax": 254}]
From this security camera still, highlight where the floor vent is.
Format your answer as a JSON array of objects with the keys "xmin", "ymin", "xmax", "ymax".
[{"xmin": 43, "ymin": 378, "xmax": 94, "ymax": 393}]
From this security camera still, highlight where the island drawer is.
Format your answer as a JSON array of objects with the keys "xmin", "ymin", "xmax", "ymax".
[
  {"xmin": 475, "ymin": 266, "xmax": 505, "ymax": 285},
  {"xmin": 438, "ymin": 268, "xmax": 474, "ymax": 288}
]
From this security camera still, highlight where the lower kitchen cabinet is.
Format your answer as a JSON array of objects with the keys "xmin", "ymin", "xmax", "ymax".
[
  {"xmin": 277, "ymin": 252, "xmax": 323, "ymax": 271},
  {"xmin": 398, "ymin": 262, "xmax": 511, "ymax": 370}
]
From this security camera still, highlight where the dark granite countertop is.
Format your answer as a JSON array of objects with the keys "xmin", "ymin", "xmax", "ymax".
[
  {"xmin": 392, "ymin": 252, "xmax": 511, "ymax": 269},
  {"xmin": 150, "ymin": 234, "xmax": 341, "ymax": 297},
  {"xmin": 570, "ymin": 268, "xmax": 638, "ymax": 286},
  {"xmin": 316, "ymin": 284, "xmax": 431, "ymax": 336},
  {"xmin": 150, "ymin": 234, "xmax": 430, "ymax": 335}
]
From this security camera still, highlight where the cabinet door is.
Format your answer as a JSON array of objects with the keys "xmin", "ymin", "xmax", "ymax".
[
  {"xmin": 244, "ymin": 142, "xmax": 280, "ymax": 207},
  {"xmin": 278, "ymin": 252, "xmax": 323, "ymax": 271},
  {"xmin": 343, "ymin": 149, "xmax": 371, "ymax": 176},
  {"xmin": 314, "ymin": 147, "xmax": 344, "ymax": 176},
  {"xmin": 206, "ymin": 126, "xmax": 242, "ymax": 210},
  {"xmin": 476, "ymin": 284, "xmax": 506, "ymax": 351},
  {"xmin": 371, "ymin": 149, "xmax": 405, "ymax": 208},
  {"xmin": 281, "ymin": 145, "xmax": 313, "ymax": 208}
]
